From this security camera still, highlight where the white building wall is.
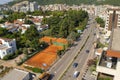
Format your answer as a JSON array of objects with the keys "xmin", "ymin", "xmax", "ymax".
[
  {"xmin": 0, "ymin": 38, "xmax": 17, "ymax": 59},
  {"xmin": 30, "ymin": 2, "xmax": 38, "ymax": 12},
  {"xmin": 0, "ymin": 48, "xmax": 13, "ymax": 59},
  {"xmin": 96, "ymin": 66, "xmax": 116, "ymax": 76},
  {"xmin": 114, "ymin": 59, "xmax": 120, "ymax": 80},
  {"xmin": 97, "ymin": 58, "xmax": 120, "ymax": 80},
  {"xmin": 0, "ymin": 49, "xmax": 7, "ymax": 59}
]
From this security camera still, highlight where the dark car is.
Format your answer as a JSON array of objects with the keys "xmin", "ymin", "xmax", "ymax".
[
  {"xmin": 86, "ymin": 50, "xmax": 90, "ymax": 53},
  {"xmin": 73, "ymin": 63, "xmax": 78, "ymax": 68},
  {"xmin": 94, "ymin": 33, "xmax": 96, "ymax": 36}
]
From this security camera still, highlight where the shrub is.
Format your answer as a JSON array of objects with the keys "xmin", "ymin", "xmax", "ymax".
[
  {"xmin": 3, "ymin": 53, "xmax": 14, "ymax": 60},
  {"xmin": 24, "ymin": 66, "xmax": 44, "ymax": 73},
  {"xmin": 96, "ymin": 41, "xmax": 105, "ymax": 48},
  {"xmin": 98, "ymin": 77, "xmax": 111, "ymax": 80}
]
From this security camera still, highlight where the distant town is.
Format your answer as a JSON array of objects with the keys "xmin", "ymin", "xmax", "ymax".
[{"xmin": 0, "ymin": 0, "xmax": 120, "ymax": 80}]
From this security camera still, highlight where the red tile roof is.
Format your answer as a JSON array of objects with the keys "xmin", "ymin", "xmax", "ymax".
[{"xmin": 106, "ymin": 50, "xmax": 120, "ymax": 58}]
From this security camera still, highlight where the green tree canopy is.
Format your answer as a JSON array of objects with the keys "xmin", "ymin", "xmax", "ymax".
[{"xmin": 95, "ymin": 17, "xmax": 105, "ymax": 28}]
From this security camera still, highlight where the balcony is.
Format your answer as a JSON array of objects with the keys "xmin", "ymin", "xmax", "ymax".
[
  {"xmin": 97, "ymin": 73, "xmax": 114, "ymax": 80},
  {"xmin": 96, "ymin": 51, "xmax": 117, "ymax": 75}
]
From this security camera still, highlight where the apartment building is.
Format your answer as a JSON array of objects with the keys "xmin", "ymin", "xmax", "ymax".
[
  {"xmin": 95, "ymin": 5, "xmax": 107, "ymax": 21},
  {"xmin": 0, "ymin": 38, "xmax": 17, "ymax": 59},
  {"xmin": 11, "ymin": 1, "xmax": 38, "ymax": 12},
  {"xmin": 96, "ymin": 50, "xmax": 120, "ymax": 80},
  {"xmin": 105, "ymin": 8, "xmax": 120, "ymax": 30}
]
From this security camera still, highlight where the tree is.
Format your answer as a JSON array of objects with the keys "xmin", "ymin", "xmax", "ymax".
[
  {"xmin": 59, "ymin": 18, "xmax": 69, "ymax": 38},
  {"xmin": 41, "ymin": 10, "xmax": 88, "ymax": 38},
  {"xmin": 95, "ymin": 17, "xmax": 105, "ymax": 28},
  {"xmin": 0, "ymin": 27, "xmax": 8, "ymax": 36},
  {"xmin": 24, "ymin": 20, "xmax": 34, "ymax": 24},
  {"xmin": 39, "ymin": 41, "xmax": 49, "ymax": 49},
  {"xmin": 7, "ymin": 12, "xmax": 26, "ymax": 22},
  {"xmin": 67, "ymin": 31, "xmax": 79, "ymax": 41},
  {"xmin": 24, "ymin": 25, "xmax": 39, "ymax": 40},
  {"xmin": 87, "ymin": 58, "xmax": 97, "ymax": 66},
  {"xmin": 3, "ymin": 53, "xmax": 14, "ymax": 60},
  {"xmin": 23, "ymin": 48, "xmax": 28, "ymax": 54}
]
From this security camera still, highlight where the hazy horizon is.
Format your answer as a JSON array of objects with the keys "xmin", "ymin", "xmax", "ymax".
[{"xmin": 0, "ymin": 0, "xmax": 13, "ymax": 4}]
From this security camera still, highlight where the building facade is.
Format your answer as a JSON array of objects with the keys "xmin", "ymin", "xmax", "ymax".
[
  {"xmin": 96, "ymin": 50, "xmax": 120, "ymax": 80},
  {"xmin": 0, "ymin": 38, "xmax": 17, "ymax": 59},
  {"xmin": 11, "ymin": 1, "xmax": 38, "ymax": 12},
  {"xmin": 2, "ymin": 68, "xmax": 32, "ymax": 80},
  {"xmin": 105, "ymin": 8, "xmax": 120, "ymax": 30}
]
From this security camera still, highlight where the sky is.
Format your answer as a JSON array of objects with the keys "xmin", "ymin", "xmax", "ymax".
[{"xmin": 0, "ymin": 0, "xmax": 13, "ymax": 4}]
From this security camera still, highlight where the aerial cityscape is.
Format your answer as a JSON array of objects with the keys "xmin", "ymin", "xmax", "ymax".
[{"xmin": 0, "ymin": 0, "xmax": 120, "ymax": 80}]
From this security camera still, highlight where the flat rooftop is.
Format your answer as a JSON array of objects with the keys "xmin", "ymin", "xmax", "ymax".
[
  {"xmin": 111, "ymin": 28, "xmax": 120, "ymax": 51},
  {"xmin": 2, "ymin": 69, "xmax": 29, "ymax": 80}
]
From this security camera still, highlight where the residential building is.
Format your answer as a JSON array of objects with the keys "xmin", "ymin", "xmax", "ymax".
[
  {"xmin": 96, "ymin": 50, "xmax": 120, "ymax": 80},
  {"xmin": 11, "ymin": 1, "xmax": 38, "ymax": 12},
  {"xmin": 105, "ymin": 8, "xmax": 120, "ymax": 30},
  {"xmin": 2, "ymin": 68, "xmax": 32, "ymax": 80},
  {"xmin": 38, "ymin": 24, "xmax": 49, "ymax": 32},
  {"xmin": 0, "ymin": 5, "xmax": 10, "ymax": 11},
  {"xmin": 21, "ymin": 24, "xmax": 30, "ymax": 34},
  {"xmin": 29, "ymin": 1, "xmax": 38, "ymax": 12},
  {"xmin": 0, "ymin": 38, "xmax": 17, "ymax": 59}
]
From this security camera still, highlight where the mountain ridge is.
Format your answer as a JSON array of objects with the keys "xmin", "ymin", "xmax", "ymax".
[{"xmin": 7, "ymin": 0, "xmax": 120, "ymax": 6}]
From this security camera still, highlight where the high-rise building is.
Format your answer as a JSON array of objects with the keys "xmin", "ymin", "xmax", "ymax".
[
  {"xmin": 105, "ymin": 8, "xmax": 120, "ymax": 30},
  {"xmin": 11, "ymin": 1, "xmax": 38, "ymax": 12}
]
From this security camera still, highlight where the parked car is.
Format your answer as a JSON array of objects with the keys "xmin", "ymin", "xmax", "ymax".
[
  {"xmin": 94, "ymin": 33, "xmax": 96, "ymax": 36},
  {"xmin": 86, "ymin": 50, "xmax": 90, "ymax": 53},
  {"xmin": 73, "ymin": 71, "xmax": 80, "ymax": 78},
  {"xmin": 73, "ymin": 63, "xmax": 78, "ymax": 68}
]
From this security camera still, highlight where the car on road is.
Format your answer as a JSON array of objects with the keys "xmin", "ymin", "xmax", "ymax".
[
  {"xmin": 94, "ymin": 33, "xmax": 96, "ymax": 36},
  {"xmin": 86, "ymin": 50, "xmax": 90, "ymax": 53},
  {"xmin": 82, "ymin": 78, "xmax": 86, "ymax": 80},
  {"xmin": 73, "ymin": 63, "xmax": 78, "ymax": 68},
  {"xmin": 73, "ymin": 71, "xmax": 80, "ymax": 78}
]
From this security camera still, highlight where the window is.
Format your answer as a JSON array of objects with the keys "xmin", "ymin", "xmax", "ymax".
[
  {"xmin": 10, "ymin": 43, "xmax": 12, "ymax": 46},
  {"xmin": 9, "ymin": 50, "xmax": 11, "ymax": 53},
  {"xmin": 3, "ymin": 52, "xmax": 5, "ymax": 54}
]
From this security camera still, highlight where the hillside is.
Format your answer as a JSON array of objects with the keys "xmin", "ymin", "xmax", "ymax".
[{"xmin": 8, "ymin": 0, "xmax": 120, "ymax": 6}]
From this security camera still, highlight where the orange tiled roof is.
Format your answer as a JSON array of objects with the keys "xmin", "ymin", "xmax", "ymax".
[
  {"xmin": 14, "ymin": 20, "xmax": 23, "ymax": 25},
  {"xmin": 106, "ymin": 50, "xmax": 120, "ymax": 58},
  {"xmin": 5, "ymin": 21, "xmax": 12, "ymax": 25},
  {"xmin": 32, "ymin": 18, "xmax": 41, "ymax": 23}
]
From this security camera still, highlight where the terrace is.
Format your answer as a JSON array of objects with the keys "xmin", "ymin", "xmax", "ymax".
[
  {"xmin": 97, "ymin": 73, "xmax": 114, "ymax": 80},
  {"xmin": 98, "ymin": 51, "xmax": 117, "ymax": 69},
  {"xmin": 96, "ymin": 50, "xmax": 120, "ymax": 79}
]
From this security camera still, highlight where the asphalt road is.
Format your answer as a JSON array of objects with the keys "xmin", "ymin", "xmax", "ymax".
[
  {"xmin": 48, "ymin": 15, "xmax": 96, "ymax": 80},
  {"xmin": 61, "ymin": 20, "xmax": 97, "ymax": 80}
]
